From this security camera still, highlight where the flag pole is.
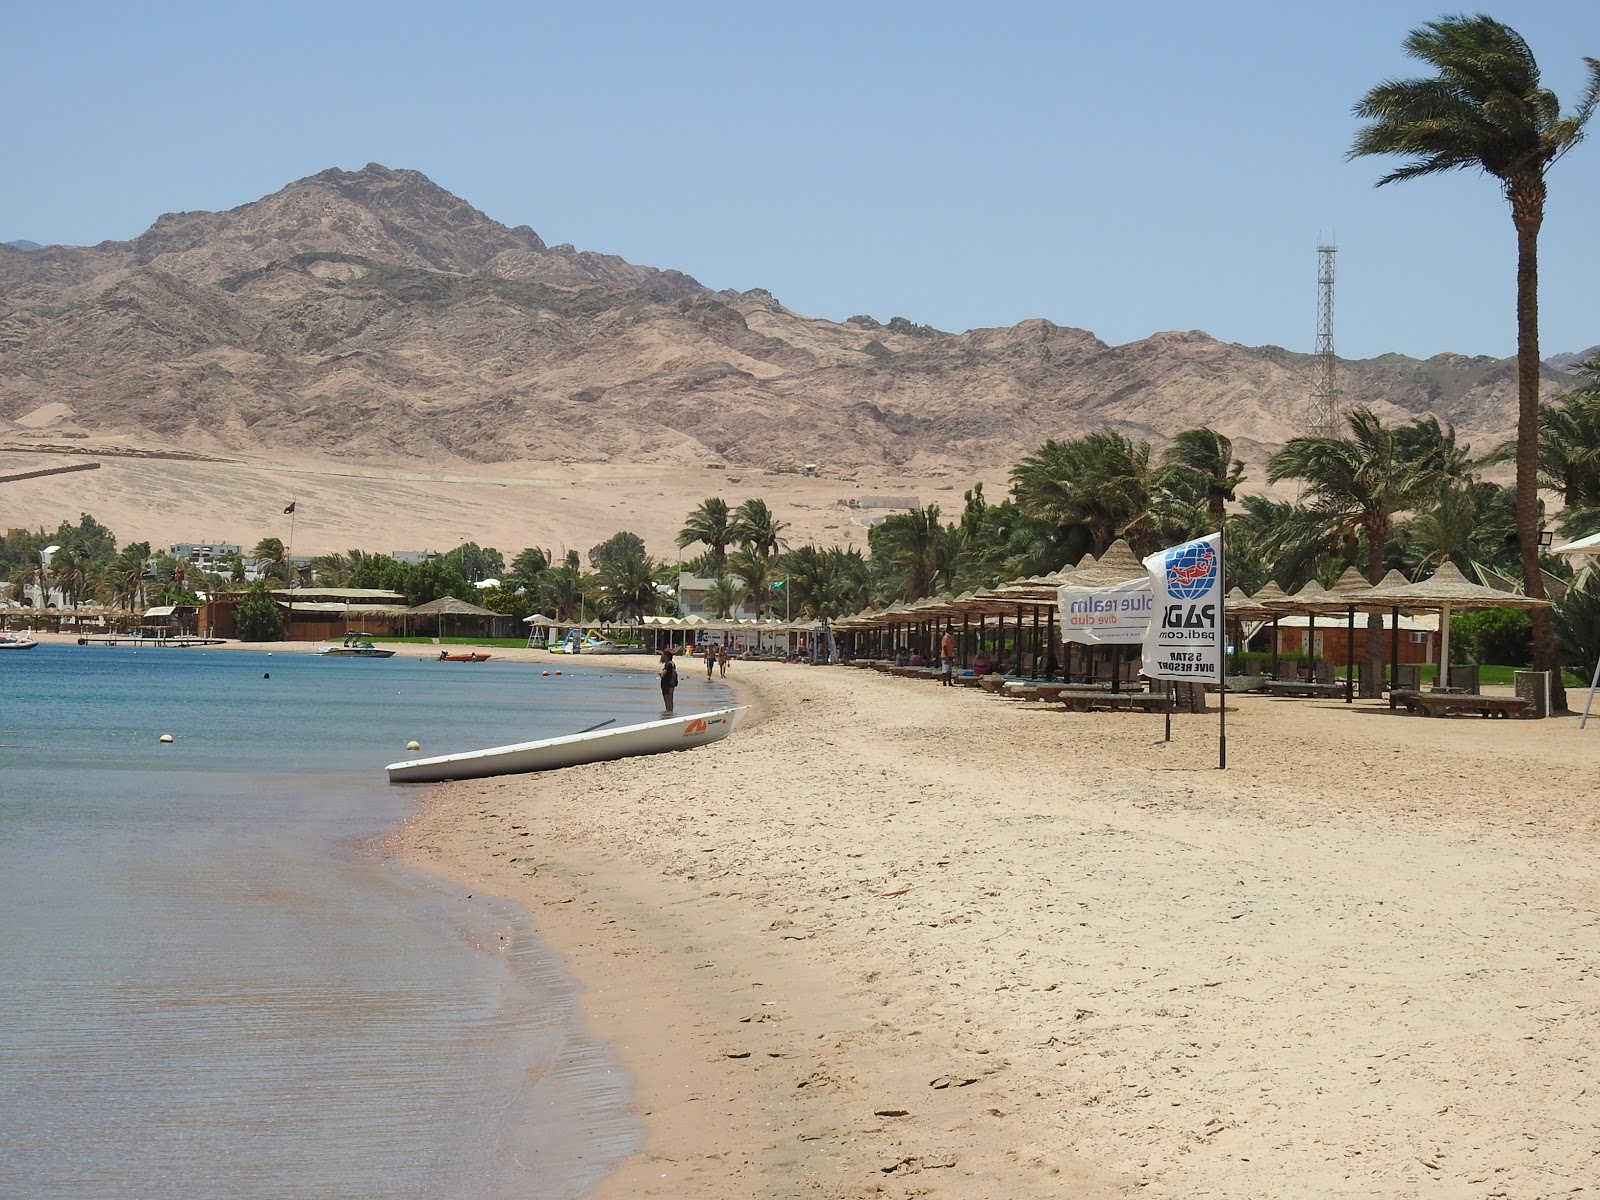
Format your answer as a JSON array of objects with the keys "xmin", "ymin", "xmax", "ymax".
[
  {"xmin": 1218, "ymin": 525, "xmax": 1227, "ymax": 770},
  {"xmin": 284, "ymin": 500, "xmax": 297, "ymax": 640}
]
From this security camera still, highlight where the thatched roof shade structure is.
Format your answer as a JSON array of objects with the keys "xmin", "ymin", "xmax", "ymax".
[{"xmin": 1348, "ymin": 561, "xmax": 1552, "ymax": 686}]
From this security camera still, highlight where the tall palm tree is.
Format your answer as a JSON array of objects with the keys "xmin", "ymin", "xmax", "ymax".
[
  {"xmin": 730, "ymin": 498, "xmax": 788, "ymax": 562},
  {"xmin": 1159, "ymin": 428, "xmax": 1246, "ymax": 528},
  {"xmin": 677, "ymin": 498, "xmax": 735, "ymax": 574},
  {"xmin": 1011, "ymin": 432, "xmax": 1155, "ymax": 555},
  {"xmin": 1350, "ymin": 13, "xmax": 1600, "ymax": 706},
  {"xmin": 1268, "ymin": 407, "xmax": 1445, "ymax": 694}
]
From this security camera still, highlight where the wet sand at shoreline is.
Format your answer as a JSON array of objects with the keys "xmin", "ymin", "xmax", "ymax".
[{"xmin": 379, "ymin": 651, "xmax": 1598, "ymax": 1198}]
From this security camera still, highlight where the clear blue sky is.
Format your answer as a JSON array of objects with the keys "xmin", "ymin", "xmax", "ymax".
[{"xmin": 5, "ymin": 1, "xmax": 1596, "ymax": 360}]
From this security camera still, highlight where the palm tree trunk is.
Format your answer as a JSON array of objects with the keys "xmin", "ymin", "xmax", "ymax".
[
  {"xmin": 1363, "ymin": 519, "xmax": 1386, "ymax": 698},
  {"xmin": 1511, "ymin": 179, "xmax": 1565, "ymax": 709}
]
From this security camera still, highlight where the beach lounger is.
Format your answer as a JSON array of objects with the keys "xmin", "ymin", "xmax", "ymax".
[{"xmin": 1388, "ymin": 689, "xmax": 1531, "ymax": 718}]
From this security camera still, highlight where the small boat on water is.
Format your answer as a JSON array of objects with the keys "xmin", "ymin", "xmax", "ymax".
[
  {"xmin": 386, "ymin": 705, "xmax": 746, "ymax": 784},
  {"xmin": 0, "ymin": 632, "xmax": 39, "ymax": 650},
  {"xmin": 438, "ymin": 651, "xmax": 492, "ymax": 662},
  {"xmin": 548, "ymin": 628, "xmax": 631, "ymax": 655},
  {"xmin": 316, "ymin": 632, "xmax": 396, "ymax": 658}
]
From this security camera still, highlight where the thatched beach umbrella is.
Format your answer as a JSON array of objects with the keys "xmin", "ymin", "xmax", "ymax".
[
  {"xmin": 1261, "ymin": 579, "xmax": 1334, "ymax": 681},
  {"xmin": 406, "ymin": 595, "xmax": 502, "ymax": 640},
  {"xmin": 1349, "ymin": 561, "xmax": 1552, "ymax": 692}
]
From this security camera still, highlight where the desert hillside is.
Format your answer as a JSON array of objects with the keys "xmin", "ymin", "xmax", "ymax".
[{"xmin": 0, "ymin": 163, "xmax": 1573, "ymax": 554}]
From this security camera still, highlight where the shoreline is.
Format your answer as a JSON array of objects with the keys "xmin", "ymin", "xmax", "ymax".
[{"xmin": 393, "ymin": 654, "xmax": 1598, "ymax": 1197}]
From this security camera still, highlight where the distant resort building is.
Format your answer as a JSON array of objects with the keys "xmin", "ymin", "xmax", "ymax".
[{"xmin": 168, "ymin": 542, "xmax": 242, "ymax": 572}]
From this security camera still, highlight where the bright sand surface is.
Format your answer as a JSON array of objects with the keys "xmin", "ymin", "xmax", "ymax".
[{"xmin": 380, "ymin": 654, "xmax": 1599, "ymax": 1199}]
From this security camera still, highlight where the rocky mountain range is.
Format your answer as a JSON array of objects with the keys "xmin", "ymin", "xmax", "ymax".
[{"xmin": 0, "ymin": 164, "xmax": 1581, "ymax": 476}]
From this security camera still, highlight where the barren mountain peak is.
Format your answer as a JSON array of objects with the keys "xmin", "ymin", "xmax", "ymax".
[{"xmin": 0, "ymin": 166, "xmax": 1574, "ymax": 494}]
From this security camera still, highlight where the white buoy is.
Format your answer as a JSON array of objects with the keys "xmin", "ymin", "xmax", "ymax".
[
  {"xmin": 159, "ymin": 734, "xmax": 174, "ymax": 744},
  {"xmin": 541, "ymin": 670, "xmax": 549, "ymax": 677},
  {"xmin": 406, "ymin": 740, "xmax": 421, "ymax": 751}
]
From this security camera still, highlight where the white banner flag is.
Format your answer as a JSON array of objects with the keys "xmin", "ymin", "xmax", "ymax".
[
  {"xmin": 1140, "ymin": 533, "xmax": 1223, "ymax": 682},
  {"xmin": 1057, "ymin": 577, "xmax": 1154, "ymax": 646}
]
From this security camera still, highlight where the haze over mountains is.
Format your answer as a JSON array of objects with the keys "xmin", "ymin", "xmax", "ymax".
[{"xmin": 0, "ymin": 163, "xmax": 1579, "ymax": 482}]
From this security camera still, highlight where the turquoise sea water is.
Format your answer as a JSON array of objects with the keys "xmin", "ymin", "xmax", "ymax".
[{"xmin": 0, "ymin": 644, "xmax": 728, "ymax": 1199}]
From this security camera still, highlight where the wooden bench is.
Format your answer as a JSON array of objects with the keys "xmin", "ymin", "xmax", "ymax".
[
  {"xmin": 1388, "ymin": 690, "xmax": 1532, "ymax": 719},
  {"xmin": 1059, "ymin": 691, "xmax": 1166, "ymax": 714},
  {"xmin": 1261, "ymin": 680, "xmax": 1348, "ymax": 699}
]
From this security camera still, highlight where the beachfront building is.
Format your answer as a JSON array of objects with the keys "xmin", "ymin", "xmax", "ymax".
[
  {"xmin": 678, "ymin": 572, "xmax": 757, "ymax": 620},
  {"xmin": 201, "ymin": 588, "xmax": 408, "ymax": 641},
  {"xmin": 1254, "ymin": 613, "xmax": 1438, "ymax": 666}
]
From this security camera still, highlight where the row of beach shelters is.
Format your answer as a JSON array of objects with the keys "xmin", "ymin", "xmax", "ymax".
[
  {"xmin": 829, "ymin": 540, "xmax": 1554, "ymax": 697},
  {"xmin": 642, "ymin": 613, "xmax": 819, "ymax": 658}
]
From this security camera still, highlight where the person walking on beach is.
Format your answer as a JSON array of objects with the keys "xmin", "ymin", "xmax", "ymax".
[
  {"xmin": 705, "ymin": 643, "xmax": 716, "ymax": 681},
  {"xmin": 659, "ymin": 649, "xmax": 679, "ymax": 713},
  {"xmin": 939, "ymin": 628, "xmax": 956, "ymax": 687},
  {"xmin": 717, "ymin": 643, "xmax": 729, "ymax": 678}
]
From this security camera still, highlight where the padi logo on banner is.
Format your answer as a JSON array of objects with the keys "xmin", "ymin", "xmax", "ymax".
[
  {"xmin": 1141, "ymin": 532, "xmax": 1223, "ymax": 682},
  {"xmin": 1164, "ymin": 540, "xmax": 1217, "ymax": 601}
]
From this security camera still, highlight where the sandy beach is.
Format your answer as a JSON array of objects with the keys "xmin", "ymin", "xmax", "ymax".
[{"xmin": 377, "ymin": 651, "xmax": 1600, "ymax": 1198}]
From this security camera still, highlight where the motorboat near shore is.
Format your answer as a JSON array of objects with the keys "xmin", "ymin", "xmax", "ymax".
[
  {"xmin": 317, "ymin": 632, "xmax": 396, "ymax": 658},
  {"xmin": 0, "ymin": 632, "xmax": 39, "ymax": 650},
  {"xmin": 386, "ymin": 706, "xmax": 746, "ymax": 784}
]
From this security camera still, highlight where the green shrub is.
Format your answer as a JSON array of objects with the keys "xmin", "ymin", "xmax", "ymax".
[
  {"xmin": 1451, "ymin": 607, "xmax": 1532, "ymax": 666},
  {"xmin": 235, "ymin": 580, "xmax": 286, "ymax": 642}
]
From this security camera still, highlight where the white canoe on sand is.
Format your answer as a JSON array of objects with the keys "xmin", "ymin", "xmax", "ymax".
[{"xmin": 385, "ymin": 706, "xmax": 747, "ymax": 784}]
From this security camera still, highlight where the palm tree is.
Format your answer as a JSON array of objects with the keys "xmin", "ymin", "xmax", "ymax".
[
  {"xmin": 1160, "ymin": 428, "xmax": 1246, "ymax": 528},
  {"xmin": 1011, "ymin": 432, "xmax": 1155, "ymax": 555},
  {"xmin": 1524, "ymin": 374, "xmax": 1600, "ymax": 535},
  {"xmin": 109, "ymin": 543, "xmax": 151, "ymax": 611},
  {"xmin": 310, "ymin": 553, "xmax": 349, "ymax": 586},
  {"xmin": 538, "ymin": 566, "xmax": 586, "ymax": 623},
  {"xmin": 677, "ymin": 498, "xmax": 735, "ymax": 574},
  {"xmin": 870, "ymin": 505, "xmax": 943, "ymax": 600},
  {"xmin": 600, "ymin": 552, "xmax": 662, "ymax": 621},
  {"xmin": 250, "ymin": 537, "xmax": 290, "ymax": 582},
  {"xmin": 728, "ymin": 548, "xmax": 775, "ymax": 614},
  {"xmin": 705, "ymin": 574, "xmax": 746, "ymax": 619},
  {"xmin": 1268, "ymin": 407, "xmax": 1445, "ymax": 694},
  {"xmin": 1350, "ymin": 13, "xmax": 1600, "ymax": 706},
  {"xmin": 730, "ymin": 498, "xmax": 788, "ymax": 562},
  {"xmin": 1401, "ymin": 480, "xmax": 1518, "ymax": 579},
  {"xmin": 787, "ymin": 545, "xmax": 871, "ymax": 622}
]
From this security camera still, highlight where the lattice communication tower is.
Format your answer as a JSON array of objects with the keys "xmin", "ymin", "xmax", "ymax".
[{"xmin": 1308, "ymin": 242, "xmax": 1341, "ymax": 438}]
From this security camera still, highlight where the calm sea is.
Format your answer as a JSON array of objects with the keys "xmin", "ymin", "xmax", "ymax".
[{"xmin": 0, "ymin": 644, "xmax": 729, "ymax": 1199}]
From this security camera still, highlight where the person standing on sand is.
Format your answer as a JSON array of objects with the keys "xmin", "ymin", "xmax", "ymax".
[
  {"xmin": 718, "ymin": 644, "xmax": 729, "ymax": 678},
  {"xmin": 659, "ymin": 649, "xmax": 679, "ymax": 713},
  {"xmin": 704, "ymin": 643, "xmax": 716, "ymax": 681},
  {"xmin": 940, "ymin": 628, "xmax": 956, "ymax": 687}
]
